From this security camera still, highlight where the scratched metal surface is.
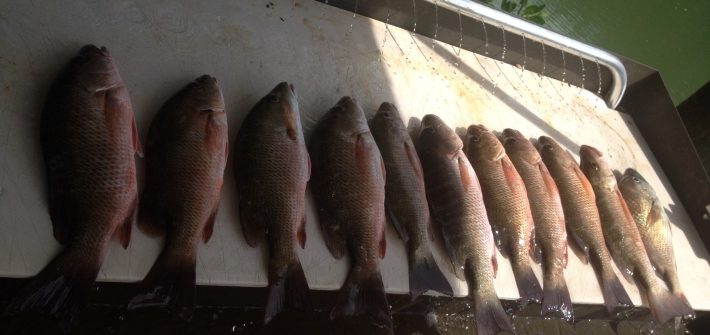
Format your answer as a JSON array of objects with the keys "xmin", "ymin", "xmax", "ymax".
[{"xmin": 0, "ymin": 0, "xmax": 708, "ymax": 310}]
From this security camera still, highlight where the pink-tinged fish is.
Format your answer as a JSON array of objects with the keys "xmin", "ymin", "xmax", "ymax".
[
  {"xmin": 619, "ymin": 168, "xmax": 687, "ymax": 304},
  {"xmin": 128, "ymin": 75, "xmax": 228, "ymax": 321},
  {"xmin": 416, "ymin": 115, "xmax": 514, "ymax": 335},
  {"xmin": 502, "ymin": 129, "xmax": 572, "ymax": 321},
  {"xmin": 370, "ymin": 103, "xmax": 452, "ymax": 298},
  {"xmin": 537, "ymin": 136, "xmax": 631, "ymax": 313},
  {"xmin": 580, "ymin": 146, "xmax": 693, "ymax": 323},
  {"xmin": 464, "ymin": 125, "xmax": 542, "ymax": 306},
  {"xmin": 309, "ymin": 97, "xmax": 391, "ymax": 329},
  {"xmin": 5, "ymin": 45, "xmax": 142, "ymax": 329},
  {"xmin": 234, "ymin": 82, "xmax": 312, "ymax": 323}
]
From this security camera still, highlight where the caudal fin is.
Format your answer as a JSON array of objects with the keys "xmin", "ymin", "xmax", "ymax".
[
  {"xmin": 330, "ymin": 266, "xmax": 392, "ymax": 330},
  {"xmin": 542, "ymin": 274, "xmax": 574, "ymax": 321},
  {"xmin": 409, "ymin": 250, "xmax": 453, "ymax": 298},
  {"xmin": 264, "ymin": 259, "xmax": 312, "ymax": 324},
  {"xmin": 510, "ymin": 260, "xmax": 543, "ymax": 306},
  {"xmin": 127, "ymin": 248, "xmax": 196, "ymax": 321},
  {"xmin": 472, "ymin": 291, "xmax": 516, "ymax": 335},
  {"xmin": 597, "ymin": 265, "xmax": 633, "ymax": 313},
  {"xmin": 647, "ymin": 286, "xmax": 695, "ymax": 323},
  {"xmin": 4, "ymin": 247, "xmax": 102, "ymax": 330},
  {"xmin": 465, "ymin": 262, "xmax": 515, "ymax": 335}
]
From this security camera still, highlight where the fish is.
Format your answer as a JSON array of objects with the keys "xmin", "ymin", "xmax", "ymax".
[
  {"xmin": 537, "ymin": 136, "xmax": 632, "ymax": 313},
  {"xmin": 127, "ymin": 75, "xmax": 228, "ymax": 321},
  {"xmin": 501, "ymin": 129, "xmax": 572, "ymax": 321},
  {"xmin": 4, "ymin": 45, "xmax": 142, "ymax": 329},
  {"xmin": 619, "ymin": 168, "xmax": 688, "ymax": 304},
  {"xmin": 309, "ymin": 97, "xmax": 391, "ymax": 329},
  {"xmin": 233, "ymin": 82, "xmax": 312, "ymax": 323},
  {"xmin": 579, "ymin": 145, "xmax": 694, "ymax": 323},
  {"xmin": 416, "ymin": 115, "xmax": 514, "ymax": 335},
  {"xmin": 464, "ymin": 125, "xmax": 542, "ymax": 306},
  {"xmin": 370, "ymin": 102, "xmax": 453, "ymax": 298}
]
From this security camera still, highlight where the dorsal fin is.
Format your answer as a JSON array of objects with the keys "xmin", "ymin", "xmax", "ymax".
[
  {"xmin": 572, "ymin": 163, "xmax": 595, "ymax": 200},
  {"xmin": 457, "ymin": 154, "xmax": 474, "ymax": 192},
  {"xmin": 404, "ymin": 141, "xmax": 424, "ymax": 180},
  {"xmin": 538, "ymin": 162, "xmax": 559, "ymax": 199},
  {"xmin": 616, "ymin": 188, "xmax": 637, "ymax": 227}
]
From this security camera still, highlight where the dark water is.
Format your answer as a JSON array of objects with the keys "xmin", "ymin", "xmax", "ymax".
[{"xmin": 519, "ymin": 0, "xmax": 710, "ymax": 105}]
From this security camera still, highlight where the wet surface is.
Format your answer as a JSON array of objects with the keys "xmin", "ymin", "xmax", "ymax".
[{"xmin": 0, "ymin": 278, "xmax": 704, "ymax": 334}]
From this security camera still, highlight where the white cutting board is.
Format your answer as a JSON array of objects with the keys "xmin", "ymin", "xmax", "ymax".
[{"xmin": 0, "ymin": 0, "xmax": 708, "ymax": 310}]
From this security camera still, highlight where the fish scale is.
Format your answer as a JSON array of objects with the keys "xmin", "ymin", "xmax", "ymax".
[
  {"xmin": 416, "ymin": 115, "xmax": 513, "ymax": 335},
  {"xmin": 464, "ymin": 125, "xmax": 542, "ymax": 305},
  {"xmin": 619, "ymin": 168, "xmax": 685, "ymax": 302},
  {"xmin": 502, "ymin": 129, "xmax": 572, "ymax": 321},
  {"xmin": 579, "ymin": 145, "xmax": 693, "ymax": 323},
  {"xmin": 128, "ymin": 75, "xmax": 227, "ymax": 321},
  {"xmin": 370, "ymin": 102, "xmax": 452, "ymax": 298},
  {"xmin": 235, "ymin": 82, "xmax": 311, "ymax": 323},
  {"xmin": 538, "ymin": 136, "xmax": 631, "ymax": 313},
  {"xmin": 310, "ymin": 97, "xmax": 390, "ymax": 329},
  {"xmin": 5, "ymin": 45, "xmax": 141, "ymax": 330}
]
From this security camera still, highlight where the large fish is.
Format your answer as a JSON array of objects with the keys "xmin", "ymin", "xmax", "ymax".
[
  {"xmin": 619, "ymin": 168, "xmax": 688, "ymax": 304},
  {"xmin": 234, "ymin": 82, "xmax": 312, "ymax": 323},
  {"xmin": 309, "ymin": 97, "xmax": 391, "ymax": 329},
  {"xmin": 416, "ymin": 115, "xmax": 514, "ymax": 335},
  {"xmin": 579, "ymin": 145, "xmax": 694, "ymax": 323},
  {"xmin": 537, "ymin": 136, "xmax": 631, "ymax": 313},
  {"xmin": 370, "ymin": 103, "xmax": 452, "ymax": 298},
  {"xmin": 128, "ymin": 75, "xmax": 228, "ymax": 321},
  {"xmin": 4, "ymin": 45, "xmax": 142, "ymax": 328},
  {"xmin": 464, "ymin": 125, "xmax": 542, "ymax": 305},
  {"xmin": 502, "ymin": 129, "xmax": 572, "ymax": 320}
]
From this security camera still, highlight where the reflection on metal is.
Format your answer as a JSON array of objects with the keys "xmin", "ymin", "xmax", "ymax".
[
  {"xmin": 317, "ymin": 0, "xmax": 627, "ymax": 109},
  {"xmin": 433, "ymin": 0, "xmax": 626, "ymax": 108}
]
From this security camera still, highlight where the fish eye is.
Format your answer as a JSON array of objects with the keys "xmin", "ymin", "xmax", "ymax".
[
  {"xmin": 471, "ymin": 135, "xmax": 480, "ymax": 143},
  {"xmin": 632, "ymin": 176, "xmax": 640, "ymax": 183},
  {"xmin": 266, "ymin": 94, "xmax": 280, "ymax": 103},
  {"xmin": 543, "ymin": 144, "xmax": 553, "ymax": 151},
  {"xmin": 592, "ymin": 163, "xmax": 599, "ymax": 171}
]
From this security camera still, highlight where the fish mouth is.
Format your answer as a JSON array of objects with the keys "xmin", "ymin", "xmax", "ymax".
[
  {"xmin": 501, "ymin": 128, "xmax": 521, "ymax": 145},
  {"xmin": 537, "ymin": 136, "xmax": 556, "ymax": 151},
  {"xmin": 622, "ymin": 168, "xmax": 644, "ymax": 184},
  {"xmin": 466, "ymin": 124, "xmax": 489, "ymax": 135},
  {"xmin": 579, "ymin": 145, "xmax": 602, "ymax": 159},
  {"xmin": 79, "ymin": 44, "xmax": 110, "ymax": 58},
  {"xmin": 418, "ymin": 115, "xmax": 442, "ymax": 138},
  {"xmin": 376, "ymin": 102, "xmax": 397, "ymax": 118}
]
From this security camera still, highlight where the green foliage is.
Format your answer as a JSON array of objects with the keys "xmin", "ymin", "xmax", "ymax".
[{"xmin": 478, "ymin": 0, "xmax": 547, "ymax": 25}]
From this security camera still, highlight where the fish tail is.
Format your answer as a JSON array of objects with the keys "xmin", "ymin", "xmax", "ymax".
[
  {"xmin": 408, "ymin": 248, "xmax": 453, "ymax": 298},
  {"xmin": 264, "ymin": 257, "xmax": 313, "ymax": 324},
  {"xmin": 510, "ymin": 258, "xmax": 543, "ymax": 305},
  {"xmin": 662, "ymin": 269, "xmax": 688, "ymax": 304},
  {"xmin": 647, "ymin": 284, "xmax": 695, "ymax": 323},
  {"xmin": 330, "ymin": 266, "xmax": 392, "ymax": 329},
  {"xmin": 4, "ymin": 246, "xmax": 102, "ymax": 330},
  {"xmin": 592, "ymin": 256, "xmax": 633, "ymax": 313},
  {"xmin": 465, "ymin": 261, "xmax": 515, "ymax": 335},
  {"xmin": 541, "ymin": 273, "xmax": 574, "ymax": 321},
  {"xmin": 127, "ymin": 246, "xmax": 196, "ymax": 321}
]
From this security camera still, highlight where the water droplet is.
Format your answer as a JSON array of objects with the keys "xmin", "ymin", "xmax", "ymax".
[
  {"xmin": 432, "ymin": 0, "xmax": 439, "ymax": 49},
  {"xmin": 411, "ymin": 0, "xmax": 417, "ymax": 35},
  {"xmin": 561, "ymin": 50, "xmax": 567, "ymax": 84},
  {"xmin": 481, "ymin": 20, "xmax": 489, "ymax": 55},
  {"xmin": 595, "ymin": 58, "xmax": 603, "ymax": 95},
  {"xmin": 500, "ymin": 26, "xmax": 507, "ymax": 60}
]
